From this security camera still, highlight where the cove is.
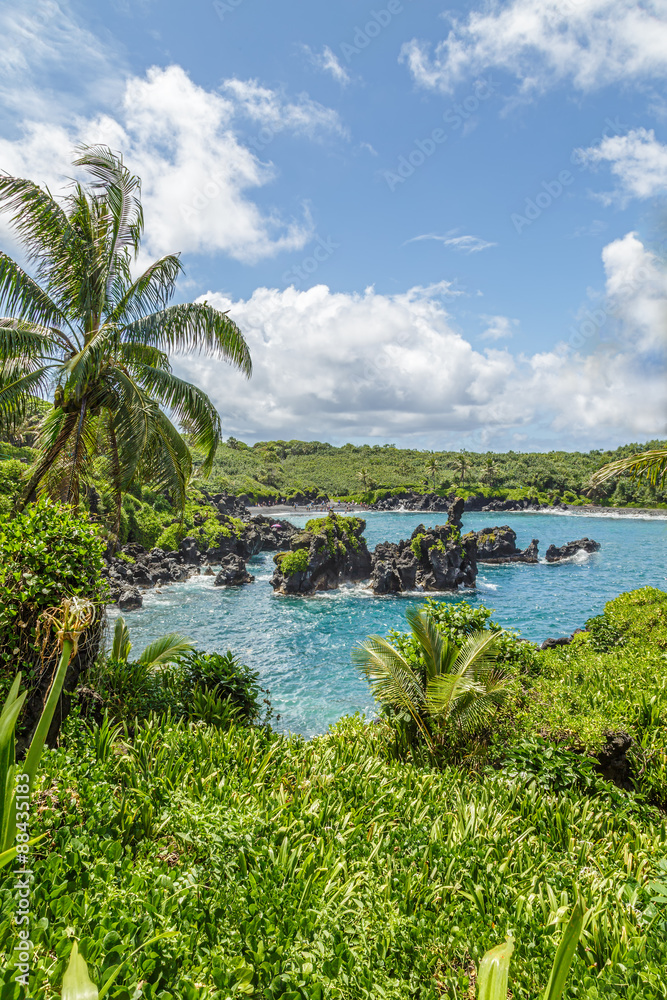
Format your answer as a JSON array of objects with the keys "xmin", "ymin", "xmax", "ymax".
[{"xmin": 113, "ymin": 511, "xmax": 667, "ymax": 737}]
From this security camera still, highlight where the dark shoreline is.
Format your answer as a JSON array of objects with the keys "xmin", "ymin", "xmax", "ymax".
[{"xmin": 249, "ymin": 502, "xmax": 667, "ymax": 519}]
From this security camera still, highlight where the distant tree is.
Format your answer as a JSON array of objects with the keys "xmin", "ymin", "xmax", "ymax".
[
  {"xmin": 356, "ymin": 467, "xmax": 373, "ymax": 490},
  {"xmin": 481, "ymin": 457, "xmax": 499, "ymax": 486},
  {"xmin": 450, "ymin": 451, "xmax": 470, "ymax": 487},
  {"xmin": 425, "ymin": 456, "xmax": 439, "ymax": 490}
]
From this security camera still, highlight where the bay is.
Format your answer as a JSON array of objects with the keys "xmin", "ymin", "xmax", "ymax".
[{"xmin": 114, "ymin": 510, "xmax": 667, "ymax": 737}]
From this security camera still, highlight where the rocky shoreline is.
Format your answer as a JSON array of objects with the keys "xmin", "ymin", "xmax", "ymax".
[{"xmin": 104, "ymin": 492, "xmax": 604, "ymax": 609}]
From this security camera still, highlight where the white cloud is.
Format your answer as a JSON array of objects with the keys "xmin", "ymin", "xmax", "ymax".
[
  {"xmin": 221, "ymin": 78, "xmax": 348, "ymax": 137},
  {"xmin": 576, "ymin": 128, "xmax": 667, "ymax": 206},
  {"xmin": 480, "ymin": 315, "xmax": 517, "ymax": 341},
  {"xmin": 302, "ymin": 45, "xmax": 351, "ymax": 86},
  {"xmin": 171, "ymin": 232, "xmax": 666, "ymax": 447},
  {"xmin": 0, "ymin": 65, "xmax": 350, "ymax": 263},
  {"xmin": 401, "ymin": 0, "xmax": 667, "ymax": 96},
  {"xmin": 0, "ymin": 0, "xmax": 125, "ymax": 121},
  {"xmin": 406, "ymin": 233, "xmax": 497, "ymax": 253}
]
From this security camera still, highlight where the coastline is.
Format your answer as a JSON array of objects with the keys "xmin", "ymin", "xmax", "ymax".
[{"xmin": 249, "ymin": 502, "xmax": 667, "ymax": 520}]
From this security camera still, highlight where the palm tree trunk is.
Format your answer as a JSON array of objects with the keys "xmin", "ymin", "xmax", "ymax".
[
  {"xmin": 66, "ymin": 397, "xmax": 88, "ymax": 504},
  {"xmin": 17, "ymin": 412, "xmax": 78, "ymax": 510},
  {"xmin": 107, "ymin": 416, "xmax": 123, "ymax": 549}
]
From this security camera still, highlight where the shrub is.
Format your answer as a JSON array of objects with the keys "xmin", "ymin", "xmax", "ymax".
[
  {"xmin": 184, "ymin": 650, "xmax": 267, "ymax": 725},
  {"xmin": 279, "ymin": 548, "xmax": 310, "ymax": 576},
  {"xmin": 389, "ymin": 599, "xmax": 538, "ymax": 673},
  {"xmin": 0, "ymin": 501, "xmax": 105, "ymax": 709}
]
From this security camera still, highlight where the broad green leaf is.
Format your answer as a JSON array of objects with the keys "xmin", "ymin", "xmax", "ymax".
[
  {"xmin": 62, "ymin": 941, "xmax": 98, "ymax": 1000},
  {"xmin": 543, "ymin": 898, "xmax": 585, "ymax": 1000},
  {"xmin": 477, "ymin": 939, "xmax": 513, "ymax": 1000}
]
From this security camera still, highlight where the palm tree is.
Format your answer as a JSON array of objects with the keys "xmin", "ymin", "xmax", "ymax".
[
  {"xmin": 356, "ymin": 466, "xmax": 373, "ymax": 490},
  {"xmin": 590, "ymin": 449, "xmax": 667, "ymax": 492},
  {"xmin": 352, "ymin": 606, "xmax": 510, "ymax": 754},
  {"xmin": 450, "ymin": 451, "xmax": 470, "ymax": 487},
  {"xmin": 481, "ymin": 456, "xmax": 499, "ymax": 485},
  {"xmin": 425, "ymin": 455, "xmax": 439, "ymax": 490},
  {"xmin": 0, "ymin": 145, "xmax": 251, "ymax": 537}
]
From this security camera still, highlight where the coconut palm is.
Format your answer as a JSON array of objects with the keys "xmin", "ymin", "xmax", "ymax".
[
  {"xmin": 356, "ymin": 466, "xmax": 373, "ymax": 490},
  {"xmin": 425, "ymin": 455, "xmax": 439, "ymax": 489},
  {"xmin": 450, "ymin": 451, "xmax": 470, "ymax": 487},
  {"xmin": 352, "ymin": 606, "xmax": 510, "ymax": 753},
  {"xmin": 0, "ymin": 145, "xmax": 251, "ymax": 536}
]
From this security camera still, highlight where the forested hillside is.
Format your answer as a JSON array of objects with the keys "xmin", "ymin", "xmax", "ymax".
[{"xmin": 201, "ymin": 437, "xmax": 667, "ymax": 506}]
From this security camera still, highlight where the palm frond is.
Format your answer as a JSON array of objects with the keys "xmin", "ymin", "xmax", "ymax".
[
  {"xmin": 106, "ymin": 254, "xmax": 183, "ymax": 324},
  {"xmin": 352, "ymin": 635, "xmax": 433, "ymax": 747},
  {"xmin": 0, "ymin": 318, "xmax": 67, "ymax": 363},
  {"xmin": 137, "ymin": 633, "xmax": 194, "ymax": 667},
  {"xmin": 0, "ymin": 367, "xmax": 53, "ymax": 434},
  {"xmin": 0, "ymin": 253, "xmax": 69, "ymax": 331},
  {"xmin": 590, "ymin": 449, "xmax": 667, "ymax": 489},
  {"xmin": 134, "ymin": 366, "xmax": 221, "ymax": 474},
  {"xmin": 136, "ymin": 406, "xmax": 192, "ymax": 511},
  {"xmin": 122, "ymin": 302, "xmax": 252, "ymax": 373}
]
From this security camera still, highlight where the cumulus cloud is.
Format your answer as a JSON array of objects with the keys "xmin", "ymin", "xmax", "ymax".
[
  {"xmin": 576, "ymin": 128, "xmax": 667, "ymax": 206},
  {"xmin": 302, "ymin": 45, "xmax": 351, "ymax": 86},
  {"xmin": 400, "ymin": 0, "xmax": 667, "ymax": 96},
  {"xmin": 0, "ymin": 65, "xmax": 348, "ymax": 263},
  {"xmin": 406, "ymin": 232, "xmax": 497, "ymax": 254},
  {"xmin": 171, "ymin": 232, "xmax": 666, "ymax": 447}
]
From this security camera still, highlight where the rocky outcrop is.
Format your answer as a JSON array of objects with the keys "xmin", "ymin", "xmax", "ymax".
[
  {"xmin": 369, "ymin": 491, "xmax": 556, "ymax": 513},
  {"xmin": 104, "ymin": 516, "xmax": 298, "ymax": 609},
  {"xmin": 595, "ymin": 732, "xmax": 633, "ymax": 790},
  {"xmin": 465, "ymin": 525, "xmax": 539, "ymax": 564},
  {"xmin": 545, "ymin": 538, "xmax": 601, "ymax": 562},
  {"xmin": 271, "ymin": 513, "xmax": 371, "ymax": 595},
  {"xmin": 369, "ymin": 499, "xmax": 477, "ymax": 593},
  {"xmin": 214, "ymin": 554, "xmax": 255, "ymax": 587}
]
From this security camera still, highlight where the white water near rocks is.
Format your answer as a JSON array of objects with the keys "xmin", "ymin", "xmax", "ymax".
[{"xmin": 113, "ymin": 511, "xmax": 667, "ymax": 737}]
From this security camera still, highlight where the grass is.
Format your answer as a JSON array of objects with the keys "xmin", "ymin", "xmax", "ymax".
[
  {"xmin": 4, "ymin": 587, "xmax": 667, "ymax": 998},
  {"xmin": 1, "ymin": 711, "xmax": 665, "ymax": 998}
]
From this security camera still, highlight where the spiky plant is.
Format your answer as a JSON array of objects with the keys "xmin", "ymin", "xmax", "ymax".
[
  {"xmin": 352, "ymin": 606, "xmax": 510, "ymax": 752},
  {"xmin": 0, "ymin": 145, "xmax": 251, "ymax": 536}
]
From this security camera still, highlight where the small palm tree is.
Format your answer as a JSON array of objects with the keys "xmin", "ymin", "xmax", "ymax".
[
  {"xmin": 450, "ymin": 451, "xmax": 470, "ymax": 487},
  {"xmin": 356, "ymin": 466, "xmax": 373, "ymax": 490},
  {"xmin": 0, "ymin": 145, "xmax": 251, "ymax": 536},
  {"xmin": 425, "ymin": 455, "xmax": 439, "ymax": 489},
  {"xmin": 352, "ymin": 606, "xmax": 510, "ymax": 753},
  {"xmin": 481, "ymin": 456, "xmax": 499, "ymax": 485}
]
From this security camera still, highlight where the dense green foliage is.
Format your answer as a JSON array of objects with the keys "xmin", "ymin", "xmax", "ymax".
[
  {"xmin": 198, "ymin": 437, "xmax": 667, "ymax": 506},
  {"xmin": 89, "ymin": 644, "xmax": 268, "ymax": 730},
  {"xmin": 5, "ymin": 713, "xmax": 666, "ymax": 998},
  {"xmin": 0, "ymin": 146, "xmax": 251, "ymax": 532},
  {"xmin": 0, "ymin": 501, "xmax": 105, "ymax": 703}
]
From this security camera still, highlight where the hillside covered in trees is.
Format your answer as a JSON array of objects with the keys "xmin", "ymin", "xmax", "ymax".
[{"xmin": 200, "ymin": 437, "xmax": 667, "ymax": 507}]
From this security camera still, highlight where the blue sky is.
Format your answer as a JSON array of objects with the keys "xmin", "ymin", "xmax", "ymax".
[{"xmin": 1, "ymin": 0, "xmax": 666, "ymax": 450}]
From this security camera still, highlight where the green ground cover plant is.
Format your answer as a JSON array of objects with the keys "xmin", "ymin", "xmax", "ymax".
[{"xmin": 2, "ymin": 715, "xmax": 666, "ymax": 997}]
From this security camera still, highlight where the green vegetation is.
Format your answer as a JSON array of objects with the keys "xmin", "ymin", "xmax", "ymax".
[
  {"xmin": 0, "ymin": 500, "xmax": 105, "ymax": 710},
  {"xmin": 276, "ymin": 547, "xmax": 310, "ymax": 576},
  {"xmin": 195, "ymin": 437, "xmax": 667, "ymax": 507},
  {"xmin": 353, "ymin": 607, "xmax": 510, "ymax": 754},
  {"xmin": 0, "ymin": 146, "xmax": 250, "ymax": 538}
]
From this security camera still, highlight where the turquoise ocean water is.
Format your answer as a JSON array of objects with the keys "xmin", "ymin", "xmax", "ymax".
[{"xmin": 113, "ymin": 511, "xmax": 667, "ymax": 737}]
